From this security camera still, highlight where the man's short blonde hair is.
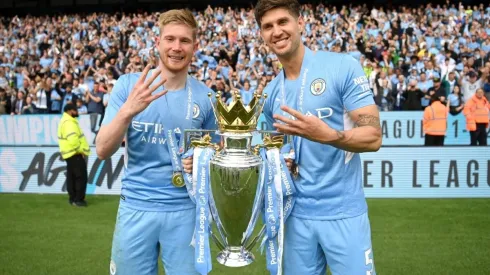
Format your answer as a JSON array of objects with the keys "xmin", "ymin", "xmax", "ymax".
[{"xmin": 158, "ymin": 9, "xmax": 198, "ymax": 40}]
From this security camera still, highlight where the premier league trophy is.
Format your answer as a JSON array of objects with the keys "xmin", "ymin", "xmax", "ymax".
[
  {"xmin": 183, "ymin": 91, "xmax": 295, "ymax": 273},
  {"xmin": 190, "ymin": 91, "xmax": 267, "ymax": 267}
]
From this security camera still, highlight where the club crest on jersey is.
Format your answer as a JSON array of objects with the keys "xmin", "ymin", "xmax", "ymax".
[
  {"xmin": 310, "ymin": 78, "xmax": 326, "ymax": 96},
  {"xmin": 193, "ymin": 103, "xmax": 200, "ymax": 118}
]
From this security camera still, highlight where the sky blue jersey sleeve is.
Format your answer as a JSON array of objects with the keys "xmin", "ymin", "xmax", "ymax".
[
  {"xmin": 102, "ymin": 74, "xmax": 130, "ymax": 126},
  {"xmin": 340, "ymin": 55, "xmax": 375, "ymax": 112}
]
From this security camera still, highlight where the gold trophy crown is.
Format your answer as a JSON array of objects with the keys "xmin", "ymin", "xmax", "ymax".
[{"xmin": 209, "ymin": 90, "xmax": 267, "ymax": 133}]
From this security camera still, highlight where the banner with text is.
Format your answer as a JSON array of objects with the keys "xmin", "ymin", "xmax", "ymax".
[
  {"xmin": 0, "ymin": 147, "xmax": 488, "ymax": 197},
  {"xmin": 362, "ymin": 147, "xmax": 489, "ymax": 197},
  {"xmin": 0, "ymin": 147, "xmax": 123, "ymax": 194},
  {"xmin": 0, "ymin": 114, "xmax": 100, "ymax": 146},
  {"xmin": 255, "ymin": 112, "xmax": 490, "ymax": 146},
  {"xmin": 1, "ymin": 112, "xmax": 488, "ymax": 146},
  {"xmin": 377, "ymin": 112, "xmax": 490, "ymax": 146}
]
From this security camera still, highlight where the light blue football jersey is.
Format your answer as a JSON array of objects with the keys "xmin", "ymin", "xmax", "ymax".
[
  {"xmin": 262, "ymin": 47, "xmax": 375, "ymax": 220},
  {"xmin": 102, "ymin": 70, "xmax": 217, "ymax": 211}
]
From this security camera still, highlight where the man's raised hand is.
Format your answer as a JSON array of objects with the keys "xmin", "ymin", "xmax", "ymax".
[{"xmin": 122, "ymin": 64, "xmax": 168, "ymax": 117}]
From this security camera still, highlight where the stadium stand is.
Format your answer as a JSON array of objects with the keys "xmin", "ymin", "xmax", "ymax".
[{"xmin": 0, "ymin": 3, "xmax": 489, "ymax": 115}]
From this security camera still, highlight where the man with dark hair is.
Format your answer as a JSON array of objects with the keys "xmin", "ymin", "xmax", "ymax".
[
  {"xmin": 428, "ymin": 78, "xmax": 447, "ymax": 100},
  {"xmin": 255, "ymin": 0, "xmax": 381, "ymax": 274},
  {"xmin": 57, "ymin": 103, "xmax": 90, "ymax": 207}
]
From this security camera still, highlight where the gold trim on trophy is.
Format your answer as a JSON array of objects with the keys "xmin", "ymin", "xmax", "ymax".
[
  {"xmin": 253, "ymin": 134, "xmax": 285, "ymax": 155},
  {"xmin": 208, "ymin": 91, "xmax": 267, "ymax": 133},
  {"xmin": 190, "ymin": 134, "xmax": 221, "ymax": 152},
  {"xmin": 263, "ymin": 134, "xmax": 284, "ymax": 149}
]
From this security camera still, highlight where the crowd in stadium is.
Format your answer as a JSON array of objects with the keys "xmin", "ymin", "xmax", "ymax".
[{"xmin": 0, "ymin": 2, "xmax": 490, "ymax": 116}]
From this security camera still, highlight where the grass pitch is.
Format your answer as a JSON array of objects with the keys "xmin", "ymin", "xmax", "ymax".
[{"xmin": 0, "ymin": 194, "xmax": 489, "ymax": 275}]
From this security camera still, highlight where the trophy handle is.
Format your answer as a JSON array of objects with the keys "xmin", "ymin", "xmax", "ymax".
[
  {"xmin": 183, "ymin": 130, "xmax": 291, "ymax": 152},
  {"xmin": 245, "ymin": 225, "xmax": 266, "ymax": 252},
  {"xmin": 208, "ymin": 187, "xmax": 230, "ymax": 248},
  {"xmin": 210, "ymin": 229, "xmax": 226, "ymax": 251},
  {"xmin": 183, "ymin": 129, "xmax": 217, "ymax": 152}
]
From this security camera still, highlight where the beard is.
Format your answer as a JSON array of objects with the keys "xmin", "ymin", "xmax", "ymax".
[
  {"xmin": 158, "ymin": 52, "xmax": 191, "ymax": 73},
  {"xmin": 271, "ymin": 36, "xmax": 300, "ymax": 59}
]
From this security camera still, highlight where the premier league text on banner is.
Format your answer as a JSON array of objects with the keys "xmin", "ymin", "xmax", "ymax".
[
  {"xmin": 0, "ymin": 114, "xmax": 100, "ymax": 146},
  {"xmin": 0, "ymin": 147, "xmax": 489, "ymax": 197},
  {"xmin": 255, "ymin": 112, "xmax": 490, "ymax": 146}
]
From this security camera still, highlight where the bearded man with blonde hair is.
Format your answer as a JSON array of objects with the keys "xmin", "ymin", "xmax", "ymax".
[{"xmin": 96, "ymin": 9, "xmax": 217, "ymax": 275}]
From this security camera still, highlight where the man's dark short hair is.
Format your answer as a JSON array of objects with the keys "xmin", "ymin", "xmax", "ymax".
[
  {"xmin": 468, "ymin": 71, "xmax": 478, "ymax": 78},
  {"xmin": 254, "ymin": 0, "xmax": 301, "ymax": 28},
  {"xmin": 64, "ymin": 103, "xmax": 77, "ymax": 113}
]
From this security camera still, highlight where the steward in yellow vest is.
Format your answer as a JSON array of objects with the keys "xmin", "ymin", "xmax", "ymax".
[{"xmin": 57, "ymin": 103, "xmax": 90, "ymax": 207}]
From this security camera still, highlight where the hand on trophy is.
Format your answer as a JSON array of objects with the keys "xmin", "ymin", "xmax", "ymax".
[
  {"xmin": 182, "ymin": 157, "xmax": 193, "ymax": 174},
  {"xmin": 182, "ymin": 137, "xmax": 224, "ymax": 174},
  {"xmin": 122, "ymin": 64, "xmax": 168, "ymax": 117},
  {"xmin": 284, "ymin": 158, "xmax": 295, "ymax": 172}
]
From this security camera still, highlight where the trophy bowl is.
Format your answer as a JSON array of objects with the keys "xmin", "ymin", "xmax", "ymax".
[
  {"xmin": 185, "ymin": 91, "xmax": 270, "ymax": 268},
  {"xmin": 209, "ymin": 131, "xmax": 263, "ymax": 267}
]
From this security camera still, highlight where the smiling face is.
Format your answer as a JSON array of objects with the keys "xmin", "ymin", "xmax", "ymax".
[
  {"xmin": 156, "ymin": 23, "xmax": 197, "ymax": 73},
  {"xmin": 257, "ymin": 5, "xmax": 302, "ymax": 60},
  {"xmin": 155, "ymin": 10, "xmax": 198, "ymax": 74}
]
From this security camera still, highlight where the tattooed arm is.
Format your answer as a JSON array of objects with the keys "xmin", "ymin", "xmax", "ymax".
[
  {"xmin": 272, "ymin": 104, "xmax": 382, "ymax": 153},
  {"xmin": 322, "ymin": 104, "xmax": 382, "ymax": 152}
]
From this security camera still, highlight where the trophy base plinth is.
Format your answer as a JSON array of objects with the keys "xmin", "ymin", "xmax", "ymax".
[{"xmin": 216, "ymin": 247, "xmax": 255, "ymax": 267}]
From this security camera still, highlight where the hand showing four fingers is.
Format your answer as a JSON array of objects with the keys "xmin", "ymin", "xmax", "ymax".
[{"xmin": 123, "ymin": 64, "xmax": 168, "ymax": 118}]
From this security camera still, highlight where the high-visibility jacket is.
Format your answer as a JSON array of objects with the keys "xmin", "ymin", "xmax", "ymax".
[
  {"xmin": 423, "ymin": 101, "xmax": 448, "ymax": 136},
  {"xmin": 57, "ymin": 113, "xmax": 90, "ymax": 159},
  {"xmin": 463, "ymin": 94, "xmax": 490, "ymax": 131}
]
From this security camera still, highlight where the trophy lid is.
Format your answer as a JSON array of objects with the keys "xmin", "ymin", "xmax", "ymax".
[{"xmin": 209, "ymin": 90, "xmax": 267, "ymax": 133}]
